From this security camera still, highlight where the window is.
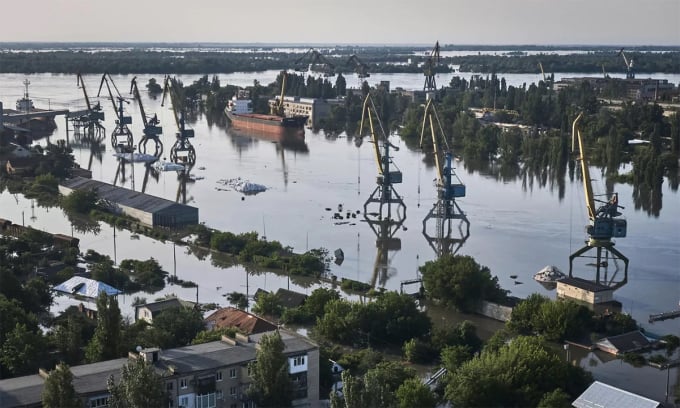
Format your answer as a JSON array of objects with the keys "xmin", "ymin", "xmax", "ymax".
[
  {"xmin": 180, "ymin": 378, "xmax": 188, "ymax": 389},
  {"xmin": 292, "ymin": 355, "xmax": 306, "ymax": 366},
  {"xmin": 230, "ymin": 386, "xmax": 237, "ymax": 397},
  {"xmin": 196, "ymin": 393, "xmax": 216, "ymax": 408},
  {"xmin": 167, "ymin": 382, "xmax": 174, "ymax": 392},
  {"xmin": 216, "ymin": 371, "xmax": 223, "ymax": 381},
  {"xmin": 168, "ymin": 400, "xmax": 174, "ymax": 408},
  {"xmin": 90, "ymin": 396, "xmax": 109, "ymax": 408},
  {"xmin": 229, "ymin": 368, "xmax": 237, "ymax": 378},
  {"xmin": 179, "ymin": 396, "xmax": 189, "ymax": 408},
  {"xmin": 230, "ymin": 404, "xmax": 237, "ymax": 408},
  {"xmin": 216, "ymin": 390, "xmax": 223, "ymax": 400}
]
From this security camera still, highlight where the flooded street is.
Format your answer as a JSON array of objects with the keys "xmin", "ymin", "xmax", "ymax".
[{"xmin": 1, "ymin": 72, "xmax": 679, "ymax": 398}]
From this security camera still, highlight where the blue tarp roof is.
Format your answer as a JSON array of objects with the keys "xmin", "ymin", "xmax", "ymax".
[{"xmin": 54, "ymin": 276, "xmax": 121, "ymax": 298}]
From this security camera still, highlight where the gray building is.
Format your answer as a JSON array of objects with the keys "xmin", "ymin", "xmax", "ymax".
[
  {"xmin": 0, "ymin": 329, "xmax": 320, "ymax": 408},
  {"xmin": 135, "ymin": 297, "xmax": 196, "ymax": 323},
  {"xmin": 59, "ymin": 177, "xmax": 198, "ymax": 228}
]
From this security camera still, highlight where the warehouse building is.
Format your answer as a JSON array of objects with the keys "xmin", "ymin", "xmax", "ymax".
[{"xmin": 59, "ymin": 177, "xmax": 198, "ymax": 228}]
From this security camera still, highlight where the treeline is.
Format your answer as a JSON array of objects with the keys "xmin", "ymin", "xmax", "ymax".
[{"xmin": 1, "ymin": 48, "xmax": 679, "ymax": 74}]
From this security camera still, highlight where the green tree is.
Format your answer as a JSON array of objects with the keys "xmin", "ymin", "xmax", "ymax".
[
  {"xmin": 420, "ymin": 254, "xmax": 506, "ymax": 312},
  {"xmin": 396, "ymin": 377, "xmax": 436, "ymax": 408},
  {"xmin": 0, "ymin": 323, "xmax": 47, "ymax": 376},
  {"xmin": 252, "ymin": 292, "xmax": 283, "ymax": 317},
  {"xmin": 444, "ymin": 336, "xmax": 592, "ymax": 407},
  {"xmin": 86, "ymin": 292, "xmax": 122, "ymax": 362},
  {"xmin": 107, "ymin": 358, "xmax": 166, "ymax": 408},
  {"xmin": 53, "ymin": 314, "xmax": 84, "ymax": 365},
  {"xmin": 537, "ymin": 388, "xmax": 573, "ymax": 408},
  {"xmin": 145, "ymin": 306, "xmax": 204, "ymax": 348},
  {"xmin": 61, "ymin": 188, "xmax": 98, "ymax": 214},
  {"xmin": 248, "ymin": 331, "xmax": 292, "ymax": 407},
  {"xmin": 42, "ymin": 363, "xmax": 81, "ymax": 408}
]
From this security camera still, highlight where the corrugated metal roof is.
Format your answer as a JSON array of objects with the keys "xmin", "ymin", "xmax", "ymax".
[
  {"xmin": 60, "ymin": 177, "xmax": 196, "ymax": 214},
  {"xmin": 573, "ymin": 381, "xmax": 660, "ymax": 408},
  {"xmin": 54, "ymin": 276, "xmax": 121, "ymax": 298}
]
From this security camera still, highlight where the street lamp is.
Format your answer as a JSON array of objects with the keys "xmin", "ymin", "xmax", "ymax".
[{"xmin": 564, "ymin": 343, "xmax": 571, "ymax": 364}]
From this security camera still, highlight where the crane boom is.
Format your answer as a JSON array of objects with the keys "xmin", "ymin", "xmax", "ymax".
[
  {"xmin": 77, "ymin": 73, "xmax": 93, "ymax": 112},
  {"xmin": 130, "ymin": 77, "xmax": 148, "ymax": 127},
  {"xmin": 572, "ymin": 112, "xmax": 596, "ymax": 220},
  {"xmin": 538, "ymin": 62, "xmax": 547, "ymax": 82},
  {"xmin": 346, "ymin": 54, "xmax": 370, "ymax": 79},
  {"xmin": 161, "ymin": 76, "xmax": 182, "ymax": 130},
  {"xmin": 360, "ymin": 95, "xmax": 384, "ymax": 175},
  {"xmin": 294, "ymin": 48, "xmax": 335, "ymax": 76},
  {"xmin": 271, "ymin": 72, "xmax": 288, "ymax": 117}
]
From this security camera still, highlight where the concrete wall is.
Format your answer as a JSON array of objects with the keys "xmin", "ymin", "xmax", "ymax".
[{"xmin": 477, "ymin": 301, "xmax": 513, "ymax": 322}]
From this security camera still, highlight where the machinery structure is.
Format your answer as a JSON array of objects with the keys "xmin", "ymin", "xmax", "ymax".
[
  {"xmin": 69, "ymin": 73, "xmax": 105, "ymax": 132},
  {"xmin": 359, "ymin": 94, "xmax": 406, "ymax": 222},
  {"xmin": 271, "ymin": 71, "xmax": 288, "ymax": 117},
  {"xmin": 364, "ymin": 210, "xmax": 404, "ymax": 289},
  {"xmin": 423, "ymin": 41, "xmax": 441, "ymax": 92},
  {"xmin": 419, "ymin": 99, "xmax": 469, "ymax": 257},
  {"xmin": 294, "ymin": 48, "xmax": 335, "ymax": 77},
  {"xmin": 346, "ymin": 54, "xmax": 370, "ymax": 79},
  {"xmin": 570, "ymin": 113, "xmax": 629, "ymax": 288},
  {"xmin": 65, "ymin": 74, "xmax": 105, "ymax": 159},
  {"xmin": 617, "ymin": 48, "xmax": 635, "ymax": 79},
  {"xmin": 538, "ymin": 62, "xmax": 547, "ymax": 82},
  {"xmin": 97, "ymin": 73, "xmax": 133, "ymax": 150},
  {"xmin": 130, "ymin": 76, "xmax": 163, "ymax": 157},
  {"xmin": 161, "ymin": 76, "xmax": 196, "ymax": 165}
]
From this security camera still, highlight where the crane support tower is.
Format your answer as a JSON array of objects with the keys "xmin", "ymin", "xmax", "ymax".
[
  {"xmin": 130, "ymin": 77, "xmax": 163, "ymax": 157},
  {"xmin": 359, "ymin": 94, "xmax": 406, "ymax": 224},
  {"xmin": 617, "ymin": 48, "xmax": 635, "ymax": 79},
  {"xmin": 423, "ymin": 41, "xmax": 441, "ymax": 93},
  {"xmin": 98, "ymin": 73, "xmax": 133, "ymax": 150},
  {"xmin": 570, "ymin": 113, "xmax": 629, "ymax": 289},
  {"xmin": 66, "ymin": 74, "xmax": 105, "ymax": 142},
  {"xmin": 419, "ymin": 99, "xmax": 469, "ymax": 257},
  {"xmin": 294, "ymin": 48, "xmax": 335, "ymax": 77},
  {"xmin": 161, "ymin": 76, "xmax": 196, "ymax": 165}
]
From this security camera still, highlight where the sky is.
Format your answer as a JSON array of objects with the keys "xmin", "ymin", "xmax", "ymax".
[{"xmin": 1, "ymin": 0, "xmax": 678, "ymax": 46}]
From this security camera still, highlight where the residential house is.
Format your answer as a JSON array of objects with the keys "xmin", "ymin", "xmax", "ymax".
[
  {"xmin": 572, "ymin": 380, "xmax": 661, "ymax": 408},
  {"xmin": 205, "ymin": 307, "xmax": 277, "ymax": 335},
  {"xmin": 276, "ymin": 288, "xmax": 308, "ymax": 309},
  {"xmin": 595, "ymin": 330, "xmax": 654, "ymax": 356},
  {"xmin": 135, "ymin": 298, "xmax": 196, "ymax": 323}
]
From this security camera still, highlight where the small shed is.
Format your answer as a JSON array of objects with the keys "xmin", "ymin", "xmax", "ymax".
[
  {"xmin": 572, "ymin": 381, "xmax": 660, "ymax": 408},
  {"xmin": 594, "ymin": 330, "xmax": 653, "ymax": 356},
  {"xmin": 275, "ymin": 288, "xmax": 308, "ymax": 309}
]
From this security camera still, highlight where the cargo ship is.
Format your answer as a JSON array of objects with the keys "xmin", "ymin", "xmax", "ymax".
[{"xmin": 224, "ymin": 92, "xmax": 307, "ymax": 135}]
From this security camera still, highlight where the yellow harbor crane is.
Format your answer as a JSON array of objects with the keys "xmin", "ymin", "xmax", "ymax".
[
  {"xmin": 570, "ymin": 113, "xmax": 629, "ymax": 288},
  {"xmin": 419, "ymin": 99, "xmax": 469, "ymax": 257},
  {"xmin": 617, "ymin": 48, "xmax": 635, "ymax": 79}
]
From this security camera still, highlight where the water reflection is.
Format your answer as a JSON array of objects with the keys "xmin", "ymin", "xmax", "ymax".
[{"xmin": 363, "ymin": 210, "xmax": 404, "ymax": 289}]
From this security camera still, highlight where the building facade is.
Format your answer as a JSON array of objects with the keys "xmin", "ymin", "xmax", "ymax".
[{"xmin": 0, "ymin": 329, "xmax": 320, "ymax": 408}]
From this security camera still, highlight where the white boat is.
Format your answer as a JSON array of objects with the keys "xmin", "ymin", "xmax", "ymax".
[{"xmin": 533, "ymin": 265, "xmax": 566, "ymax": 283}]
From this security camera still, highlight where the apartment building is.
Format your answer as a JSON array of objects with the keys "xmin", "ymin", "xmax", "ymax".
[{"xmin": 0, "ymin": 329, "xmax": 320, "ymax": 408}]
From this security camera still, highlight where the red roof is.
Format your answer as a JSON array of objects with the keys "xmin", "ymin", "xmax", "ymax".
[{"xmin": 204, "ymin": 307, "xmax": 277, "ymax": 335}]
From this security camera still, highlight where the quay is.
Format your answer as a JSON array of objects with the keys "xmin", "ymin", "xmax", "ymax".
[{"xmin": 649, "ymin": 309, "xmax": 680, "ymax": 323}]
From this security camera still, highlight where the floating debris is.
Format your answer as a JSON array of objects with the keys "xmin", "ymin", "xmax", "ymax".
[
  {"xmin": 216, "ymin": 178, "xmax": 267, "ymax": 195},
  {"xmin": 153, "ymin": 160, "xmax": 184, "ymax": 172},
  {"xmin": 113, "ymin": 152, "xmax": 158, "ymax": 162},
  {"xmin": 510, "ymin": 275, "xmax": 518, "ymax": 279}
]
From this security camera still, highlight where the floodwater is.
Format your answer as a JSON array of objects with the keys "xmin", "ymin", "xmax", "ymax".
[{"xmin": 1, "ymin": 72, "xmax": 679, "ymax": 400}]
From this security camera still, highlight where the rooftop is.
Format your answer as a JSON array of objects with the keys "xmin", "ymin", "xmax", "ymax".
[
  {"xmin": 136, "ymin": 298, "xmax": 195, "ymax": 314},
  {"xmin": 572, "ymin": 381, "xmax": 660, "ymax": 408},
  {"xmin": 204, "ymin": 307, "xmax": 277, "ymax": 335},
  {"xmin": 557, "ymin": 277, "xmax": 613, "ymax": 293},
  {"xmin": 60, "ymin": 176, "xmax": 197, "ymax": 214},
  {"xmin": 54, "ymin": 276, "xmax": 121, "ymax": 298}
]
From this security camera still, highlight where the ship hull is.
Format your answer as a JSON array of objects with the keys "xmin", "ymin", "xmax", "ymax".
[{"xmin": 225, "ymin": 110, "xmax": 307, "ymax": 135}]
